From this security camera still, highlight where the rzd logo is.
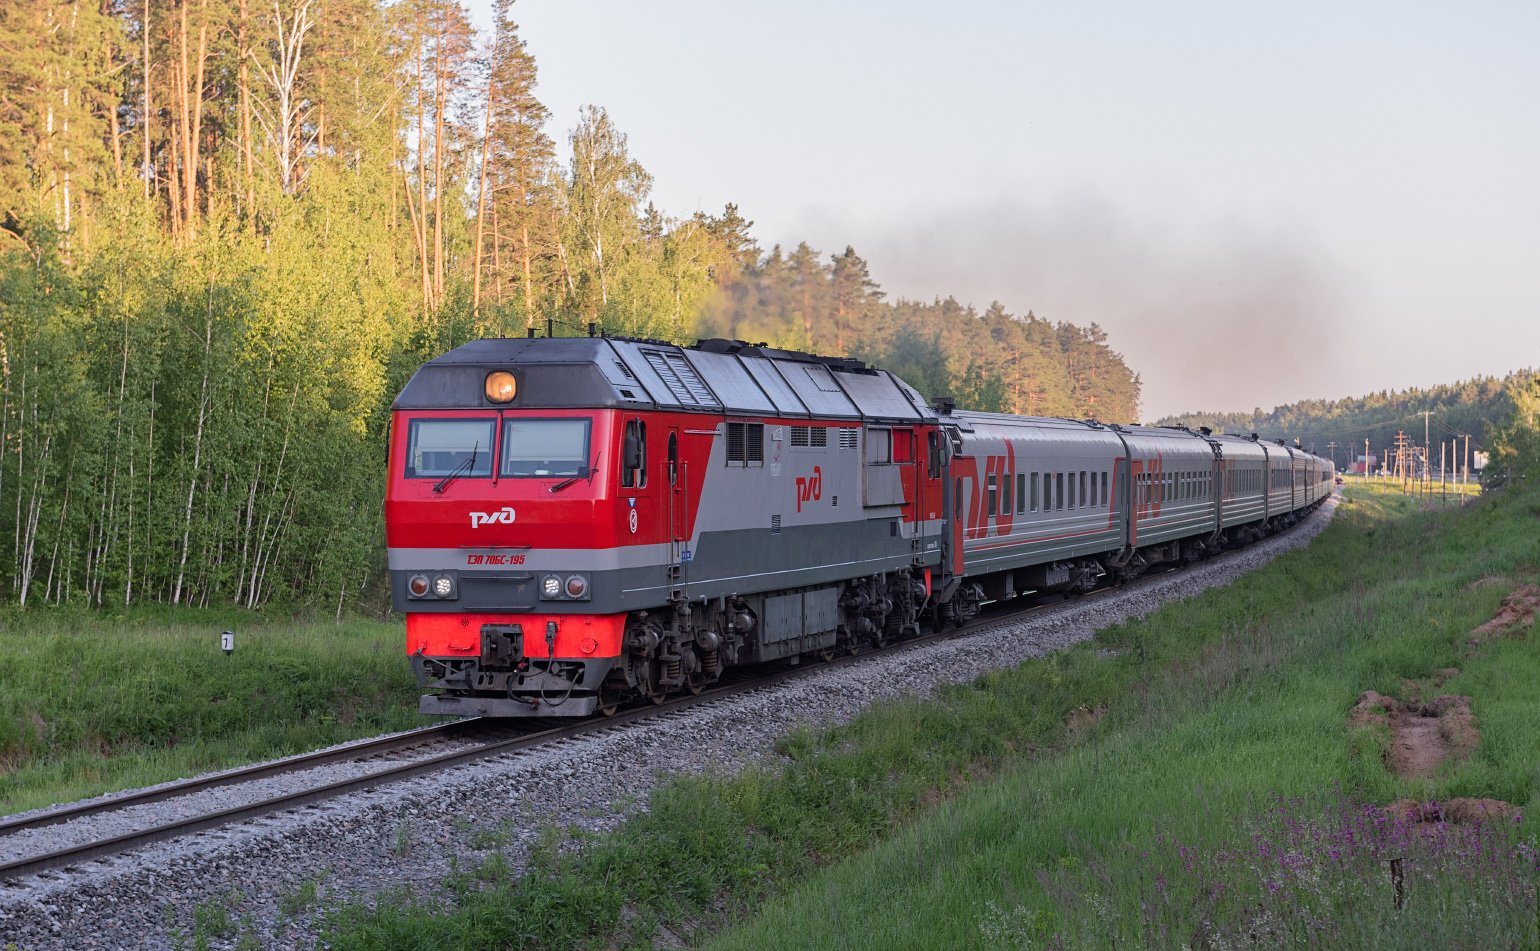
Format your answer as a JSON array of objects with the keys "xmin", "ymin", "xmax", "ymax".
[
  {"xmin": 795, "ymin": 466, "xmax": 822, "ymax": 513},
  {"xmin": 469, "ymin": 506, "xmax": 516, "ymax": 528}
]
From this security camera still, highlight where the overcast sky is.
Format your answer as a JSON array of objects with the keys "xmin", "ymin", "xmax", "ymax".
[{"xmin": 469, "ymin": 0, "xmax": 1539, "ymax": 419}]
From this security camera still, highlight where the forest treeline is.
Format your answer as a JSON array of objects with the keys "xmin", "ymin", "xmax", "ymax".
[
  {"xmin": 1158, "ymin": 372, "xmax": 1534, "ymax": 469},
  {"xmin": 0, "ymin": 0, "xmax": 1138, "ymax": 610}
]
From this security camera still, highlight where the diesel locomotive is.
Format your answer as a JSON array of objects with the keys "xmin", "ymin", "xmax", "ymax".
[{"xmin": 385, "ymin": 336, "xmax": 1333, "ymax": 717}]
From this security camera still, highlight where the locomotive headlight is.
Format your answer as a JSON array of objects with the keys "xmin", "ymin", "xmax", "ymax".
[
  {"xmin": 432, "ymin": 574, "xmax": 455, "ymax": 598},
  {"xmin": 540, "ymin": 574, "xmax": 562, "ymax": 599},
  {"xmin": 484, "ymin": 371, "xmax": 517, "ymax": 404},
  {"xmin": 407, "ymin": 574, "xmax": 430, "ymax": 598},
  {"xmin": 564, "ymin": 574, "xmax": 589, "ymax": 599}
]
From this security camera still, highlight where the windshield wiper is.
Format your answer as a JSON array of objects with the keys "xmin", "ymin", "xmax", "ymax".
[
  {"xmin": 548, "ymin": 452, "xmax": 602, "ymax": 494},
  {"xmin": 433, "ymin": 442, "xmax": 478, "ymax": 494}
]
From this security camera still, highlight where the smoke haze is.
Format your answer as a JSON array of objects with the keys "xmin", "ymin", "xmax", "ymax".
[{"xmin": 805, "ymin": 196, "xmax": 1360, "ymax": 421}]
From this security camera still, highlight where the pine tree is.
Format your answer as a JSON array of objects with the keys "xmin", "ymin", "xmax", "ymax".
[{"xmin": 473, "ymin": 0, "xmax": 554, "ymax": 326}]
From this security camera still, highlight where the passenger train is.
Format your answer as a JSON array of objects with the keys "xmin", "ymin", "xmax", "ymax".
[{"xmin": 385, "ymin": 336, "xmax": 1333, "ymax": 717}]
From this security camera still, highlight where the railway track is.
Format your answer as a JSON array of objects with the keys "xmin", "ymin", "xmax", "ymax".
[{"xmin": 0, "ymin": 549, "xmax": 1246, "ymax": 885}]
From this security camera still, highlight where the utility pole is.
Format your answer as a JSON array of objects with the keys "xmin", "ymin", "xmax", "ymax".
[
  {"xmin": 1365, "ymin": 439, "xmax": 1370, "ymax": 482},
  {"xmin": 1327, "ymin": 441, "xmax": 1337, "ymax": 473},
  {"xmin": 1422, "ymin": 411, "xmax": 1432, "ymax": 496},
  {"xmin": 1464, "ymin": 434, "xmax": 1471, "ymax": 485}
]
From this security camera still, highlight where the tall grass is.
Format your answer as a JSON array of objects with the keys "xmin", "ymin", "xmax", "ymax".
[
  {"xmin": 318, "ymin": 484, "xmax": 1540, "ymax": 950},
  {"xmin": 0, "ymin": 608, "xmax": 424, "ymax": 814},
  {"xmin": 710, "ymin": 485, "xmax": 1540, "ymax": 949}
]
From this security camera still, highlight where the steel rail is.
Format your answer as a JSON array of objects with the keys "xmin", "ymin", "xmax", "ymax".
[{"xmin": 0, "ymin": 718, "xmax": 489, "ymax": 838}]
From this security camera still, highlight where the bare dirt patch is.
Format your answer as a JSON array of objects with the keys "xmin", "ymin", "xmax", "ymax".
[
  {"xmin": 1383, "ymin": 797, "xmax": 1522, "ymax": 834},
  {"xmin": 1467, "ymin": 584, "xmax": 1540, "ymax": 651},
  {"xmin": 1348, "ymin": 691, "xmax": 1478, "ymax": 779},
  {"xmin": 1066, "ymin": 703, "xmax": 1106, "ymax": 735}
]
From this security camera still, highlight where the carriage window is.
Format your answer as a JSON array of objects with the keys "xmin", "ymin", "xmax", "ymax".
[
  {"xmin": 987, "ymin": 473, "xmax": 998, "ymax": 517},
  {"xmin": 1002, "ymin": 472, "xmax": 1012, "ymax": 515},
  {"xmin": 667, "ymin": 431, "xmax": 678, "ymax": 487},
  {"xmin": 1017, "ymin": 473, "xmax": 1026, "ymax": 514},
  {"xmin": 1056, "ymin": 472, "xmax": 1065, "ymax": 510},
  {"xmin": 927, "ymin": 431, "xmax": 942, "ymax": 478},
  {"xmin": 1068, "ymin": 471, "xmax": 1076, "ymax": 509},
  {"xmin": 500, "ymin": 418, "xmax": 592, "ymax": 478},
  {"xmin": 620, "ymin": 419, "xmax": 647, "ymax": 488},
  {"xmin": 405, "ymin": 418, "xmax": 494, "ymax": 478},
  {"xmin": 1030, "ymin": 472, "xmax": 1039, "ymax": 512},
  {"xmin": 1103, "ymin": 471, "xmax": 1110, "ymax": 506},
  {"xmin": 1043, "ymin": 472, "xmax": 1051, "ymax": 511},
  {"xmin": 1080, "ymin": 471, "xmax": 1088, "ymax": 508}
]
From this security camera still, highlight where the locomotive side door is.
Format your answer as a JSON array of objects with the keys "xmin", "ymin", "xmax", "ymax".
[
  {"xmin": 892, "ymin": 427, "xmax": 918, "ymax": 542},
  {"xmin": 920, "ymin": 429, "xmax": 945, "ymax": 522},
  {"xmin": 666, "ymin": 427, "xmax": 685, "ymax": 580}
]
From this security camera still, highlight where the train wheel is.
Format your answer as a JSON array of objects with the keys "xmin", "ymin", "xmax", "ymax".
[{"xmin": 596, "ymin": 678, "xmax": 627, "ymax": 717}]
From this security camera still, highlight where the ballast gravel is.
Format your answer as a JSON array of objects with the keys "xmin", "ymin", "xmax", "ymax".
[{"xmin": 1, "ymin": 500, "xmax": 1335, "ymax": 950}]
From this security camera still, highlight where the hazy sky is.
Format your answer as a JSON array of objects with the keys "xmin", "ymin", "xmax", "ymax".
[{"xmin": 469, "ymin": 0, "xmax": 1539, "ymax": 418}]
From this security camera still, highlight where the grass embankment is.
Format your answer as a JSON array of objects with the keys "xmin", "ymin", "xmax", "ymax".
[
  {"xmin": 319, "ymin": 485, "xmax": 1540, "ymax": 950},
  {"xmin": 0, "ymin": 610, "xmax": 420, "ymax": 815}
]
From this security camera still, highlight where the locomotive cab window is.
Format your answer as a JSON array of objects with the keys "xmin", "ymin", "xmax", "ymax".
[
  {"xmin": 621, "ymin": 419, "xmax": 647, "ymax": 488},
  {"xmin": 405, "ymin": 418, "xmax": 494, "ymax": 478},
  {"xmin": 501, "ymin": 418, "xmax": 592, "ymax": 478}
]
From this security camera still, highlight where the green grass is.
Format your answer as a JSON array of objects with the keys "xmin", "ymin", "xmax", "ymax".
[
  {"xmin": 0, "ymin": 608, "xmax": 427, "ymax": 814},
  {"xmin": 315, "ymin": 484, "xmax": 1540, "ymax": 950}
]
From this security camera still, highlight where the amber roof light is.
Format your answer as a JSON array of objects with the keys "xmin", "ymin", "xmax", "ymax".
[{"xmin": 485, "ymin": 371, "xmax": 517, "ymax": 403}]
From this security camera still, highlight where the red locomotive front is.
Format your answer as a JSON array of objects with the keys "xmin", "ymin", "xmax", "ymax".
[{"xmin": 388, "ymin": 336, "xmax": 949, "ymax": 717}]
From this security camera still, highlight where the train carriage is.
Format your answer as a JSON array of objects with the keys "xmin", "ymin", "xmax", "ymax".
[
  {"xmin": 944, "ymin": 412, "xmax": 1128, "ymax": 601},
  {"xmin": 1213, "ymin": 434, "xmax": 1269, "ymax": 534},
  {"xmin": 1116, "ymin": 425, "xmax": 1220, "ymax": 558}
]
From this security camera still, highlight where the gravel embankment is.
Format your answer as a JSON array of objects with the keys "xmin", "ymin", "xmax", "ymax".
[{"xmin": 0, "ymin": 499, "xmax": 1335, "ymax": 949}]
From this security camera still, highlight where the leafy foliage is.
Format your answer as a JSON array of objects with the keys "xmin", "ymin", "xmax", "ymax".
[
  {"xmin": 1160, "ymin": 372, "xmax": 1529, "ymax": 468},
  {"xmin": 0, "ymin": 0, "xmax": 1141, "ymax": 608}
]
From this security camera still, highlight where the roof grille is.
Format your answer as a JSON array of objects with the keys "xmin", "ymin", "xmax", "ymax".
[{"xmin": 643, "ymin": 350, "xmax": 715, "ymax": 405}]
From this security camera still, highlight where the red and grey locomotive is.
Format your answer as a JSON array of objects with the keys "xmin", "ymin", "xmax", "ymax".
[{"xmin": 385, "ymin": 336, "xmax": 1332, "ymax": 717}]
